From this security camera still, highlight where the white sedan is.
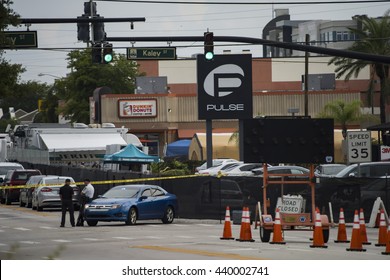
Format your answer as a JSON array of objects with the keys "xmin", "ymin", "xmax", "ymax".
[
  {"xmin": 197, "ymin": 162, "xmax": 243, "ymax": 176},
  {"xmin": 221, "ymin": 163, "xmax": 265, "ymax": 176}
]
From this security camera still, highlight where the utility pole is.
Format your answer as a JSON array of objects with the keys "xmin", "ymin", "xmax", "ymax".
[{"xmin": 304, "ymin": 34, "xmax": 310, "ymax": 117}]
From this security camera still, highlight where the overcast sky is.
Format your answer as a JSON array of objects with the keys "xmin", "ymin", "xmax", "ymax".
[{"xmin": 4, "ymin": 0, "xmax": 389, "ymax": 84}]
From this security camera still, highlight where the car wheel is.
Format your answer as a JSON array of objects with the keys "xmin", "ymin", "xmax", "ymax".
[
  {"xmin": 126, "ymin": 207, "xmax": 137, "ymax": 225},
  {"xmin": 259, "ymin": 226, "xmax": 271, "ymax": 242},
  {"xmin": 86, "ymin": 220, "xmax": 98, "ymax": 226},
  {"xmin": 162, "ymin": 206, "xmax": 175, "ymax": 224},
  {"xmin": 37, "ymin": 204, "xmax": 43, "ymax": 211}
]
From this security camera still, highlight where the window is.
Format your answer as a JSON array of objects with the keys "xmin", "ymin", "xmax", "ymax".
[
  {"xmin": 141, "ymin": 189, "xmax": 152, "ymax": 197},
  {"xmin": 151, "ymin": 188, "xmax": 164, "ymax": 197},
  {"xmin": 343, "ymin": 31, "xmax": 349, "ymax": 40},
  {"xmin": 336, "ymin": 31, "xmax": 343, "ymax": 41}
]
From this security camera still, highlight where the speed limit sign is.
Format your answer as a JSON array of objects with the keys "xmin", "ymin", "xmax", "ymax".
[{"xmin": 347, "ymin": 131, "xmax": 371, "ymax": 163}]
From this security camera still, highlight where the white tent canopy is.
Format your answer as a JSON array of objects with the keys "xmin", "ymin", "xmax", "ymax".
[{"xmin": 39, "ymin": 133, "xmax": 127, "ymax": 152}]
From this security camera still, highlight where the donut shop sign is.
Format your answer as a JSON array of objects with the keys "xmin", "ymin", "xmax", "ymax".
[{"xmin": 118, "ymin": 99, "xmax": 157, "ymax": 118}]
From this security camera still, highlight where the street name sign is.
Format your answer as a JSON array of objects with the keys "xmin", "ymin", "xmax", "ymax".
[
  {"xmin": 347, "ymin": 131, "xmax": 371, "ymax": 163},
  {"xmin": 2, "ymin": 31, "xmax": 38, "ymax": 48},
  {"xmin": 127, "ymin": 47, "xmax": 176, "ymax": 60}
]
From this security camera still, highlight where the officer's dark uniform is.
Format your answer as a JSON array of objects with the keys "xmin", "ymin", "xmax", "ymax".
[{"xmin": 59, "ymin": 180, "xmax": 75, "ymax": 227}]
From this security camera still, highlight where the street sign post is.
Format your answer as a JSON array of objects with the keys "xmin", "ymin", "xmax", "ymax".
[
  {"xmin": 2, "ymin": 31, "xmax": 38, "ymax": 48},
  {"xmin": 347, "ymin": 131, "xmax": 371, "ymax": 164},
  {"xmin": 127, "ymin": 47, "xmax": 176, "ymax": 60}
]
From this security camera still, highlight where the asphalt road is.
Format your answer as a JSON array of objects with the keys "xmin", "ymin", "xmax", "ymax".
[{"xmin": 0, "ymin": 203, "xmax": 389, "ymax": 260}]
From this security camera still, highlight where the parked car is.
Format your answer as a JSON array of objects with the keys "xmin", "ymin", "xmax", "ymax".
[
  {"xmin": 84, "ymin": 184, "xmax": 178, "ymax": 226},
  {"xmin": 31, "ymin": 176, "xmax": 80, "ymax": 211},
  {"xmin": 19, "ymin": 175, "xmax": 50, "ymax": 208},
  {"xmin": 314, "ymin": 164, "xmax": 347, "ymax": 178},
  {"xmin": 0, "ymin": 169, "xmax": 41, "ymax": 205},
  {"xmin": 195, "ymin": 158, "xmax": 239, "ymax": 172},
  {"xmin": 197, "ymin": 161, "xmax": 243, "ymax": 176},
  {"xmin": 0, "ymin": 162, "xmax": 24, "ymax": 181},
  {"xmin": 221, "ymin": 163, "xmax": 264, "ymax": 176},
  {"xmin": 252, "ymin": 165, "xmax": 310, "ymax": 178},
  {"xmin": 335, "ymin": 162, "xmax": 390, "ymax": 178}
]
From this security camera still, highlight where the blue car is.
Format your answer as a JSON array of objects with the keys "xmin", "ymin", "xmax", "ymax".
[{"xmin": 84, "ymin": 184, "xmax": 177, "ymax": 226}]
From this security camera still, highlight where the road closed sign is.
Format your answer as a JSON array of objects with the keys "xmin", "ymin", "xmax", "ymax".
[{"xmin": 347, "ymin": 131, "xmax": 371, "ymax": 163}]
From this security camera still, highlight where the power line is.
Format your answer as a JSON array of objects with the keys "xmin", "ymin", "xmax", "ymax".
[{"xmin": 97, "ymin": 0, "xmax": 390, "ymax": 5}]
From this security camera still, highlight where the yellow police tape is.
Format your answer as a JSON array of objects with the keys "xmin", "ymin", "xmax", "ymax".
[{"xmin": 0, "ymin": 174, "xmax": 209, "ymax": 190}]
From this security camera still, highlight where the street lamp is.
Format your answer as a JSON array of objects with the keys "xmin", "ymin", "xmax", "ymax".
[{"xmin": 38, "ymin": 73, "xmax": 62, "ymax": 79}]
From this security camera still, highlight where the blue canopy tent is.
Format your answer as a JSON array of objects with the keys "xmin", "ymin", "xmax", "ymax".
[
  {"xmin": 104, "ymin": 144, "xmax": 159, "ymax": 163},
  {"xmin": 166, "ymin": 139, "xmax": 191, "ymax": 157}
]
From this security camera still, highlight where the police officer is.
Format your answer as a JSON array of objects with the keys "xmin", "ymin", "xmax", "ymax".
[{"xmin": 59, "ymin": 179, "xmax": 75, "ymax": 227}]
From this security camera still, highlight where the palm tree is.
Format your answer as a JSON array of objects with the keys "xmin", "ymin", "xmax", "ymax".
[
  {"xmin": 328, "ymin": 12, "xmax": 390, "ymax": 124},
  {"xmin": 317, "ymin": 99, "xmax": 377, "ymax": 139}
]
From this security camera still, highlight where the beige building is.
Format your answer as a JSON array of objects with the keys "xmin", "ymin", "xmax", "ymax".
[{"xmin": 95, "ymin": 56, "xmax": 379, "ymax": 158}]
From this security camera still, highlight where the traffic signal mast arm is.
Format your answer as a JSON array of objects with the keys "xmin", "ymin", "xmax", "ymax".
[
  {"xmin": 20, "ymin": 17, "xmax": 146, "ymax": 24},
  {"xmin": 107, "ymin": 35, "xmax": 390, "ymax": 64}
]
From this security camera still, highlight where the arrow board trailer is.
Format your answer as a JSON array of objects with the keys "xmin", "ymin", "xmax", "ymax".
[{"xmin": 258, "ymin": 165, "xmax": 330, "ymax": 243}]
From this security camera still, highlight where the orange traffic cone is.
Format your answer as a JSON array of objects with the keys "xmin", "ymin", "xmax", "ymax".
[
  {"xmin": 375, "ymin": 209, "xmax": 387, "ymax": 247},
  {"xmin": 270, "ymin": 208, "xmax": 286, "ymax": 244},
  {"xmin": 347, "ymin": 210, "xmax": 366, "ymax": 252},
  {"xmin": 359, "ymin": 208, "xmax": 371, "ymax": 245},
  {"xmin": 220, "ymin": 206, "xmax": 234, "ymax": 240},
  {"xmin": 236, "ymin": 207, "xmax": 254, "ymax": 242},
  {"xmin": 335, "ymin": 208, "xmax": 349, "ymax": 243},
  {"xmin": 310, "ymin": 207, "xmax": 327, "ymax": 248},
  {"xmin": 381, "ymin": 219, "xmax": 390, "ymax": 255}
]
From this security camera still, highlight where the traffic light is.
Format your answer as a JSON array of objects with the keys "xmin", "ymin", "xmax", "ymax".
[
  {"xmin": 204, "ymin": 32, "xmax": 214, "ymax": 61},
  {"xmin": 77, "ymin": 16, "xmax": 90, "ymax": 42},
  {"xmin": 102, "ymin": 43, "xmax": 113, "ymax": 64},
  {"xmin": 84, "ymin": 1, "xmax": 97, "ymax": 17},
  {"xmin": 93, "ymin": 16, "xmax": 106, "ymax": 42},
  {"xmin": 91, "ymin": 43, "xmax": 102, "ymax": 63}
]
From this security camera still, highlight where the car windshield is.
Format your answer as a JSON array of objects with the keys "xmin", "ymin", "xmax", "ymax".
[
  {"xmin": 102, "ymin": 186, "xmax": 140, "ymax": 198},
  {"xmin": 335, "ymin": 165, "xmax": 359, "ymax": 177}
]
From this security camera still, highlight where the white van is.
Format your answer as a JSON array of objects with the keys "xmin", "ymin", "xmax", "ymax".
[{"xmin": 0, "ymin": 162, "xmax": 24, "ymax": 180}]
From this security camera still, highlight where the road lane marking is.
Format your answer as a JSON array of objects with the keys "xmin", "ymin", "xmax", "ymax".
[
  {"xmin": 14, "ymin": 227, "xmax": 30, "ymax": 231},
  {"xmin": 176, "ymin": 235, "xmax": 193, "ymax": 239},
  {"xmin": 52, "ymin": 239, "xmax": 72, "ymax": 243},
  {"xmin": 132, "ymin": 245, "xmax": 268, "ymax": 260},
  {"xmin": 83, "ymin": 238, "xmax": 102, "ymax": 241},
  {"xmin": 39, "ymin": 226, "xmax": 57, "ymax": 230},
  {"xmin": 112, "ymin": 237, "xmax": 135, "ymax": 240},
  {"xmin": 20, "ymin": 241, "xmax": 41, "ymax": 245},
  {"xmin": 144, "ymin": 236, "xmax": 163, "ymax": 239}
]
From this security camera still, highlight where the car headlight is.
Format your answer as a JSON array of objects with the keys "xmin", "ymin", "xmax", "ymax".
[
  {"xmin": 111, "ymin": 204, "xmax": 121, "ymax": 209},
  {"xmin": 84, "ymin": 204, "xmax": 90, "ymax": 209}
]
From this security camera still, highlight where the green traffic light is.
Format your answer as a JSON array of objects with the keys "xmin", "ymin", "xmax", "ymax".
[
  {"xmin": 104, "ymin": 54, "xmax": 113, "ymax": 63},
  {"xmin": 205, "ymin": 52, "xmax": 214, "ymax": 60}
]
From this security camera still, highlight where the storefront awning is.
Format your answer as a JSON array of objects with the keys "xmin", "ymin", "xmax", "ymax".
[{"xmin": 39, "ymin": 133, "xmax": 127, "ymax": 152}]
